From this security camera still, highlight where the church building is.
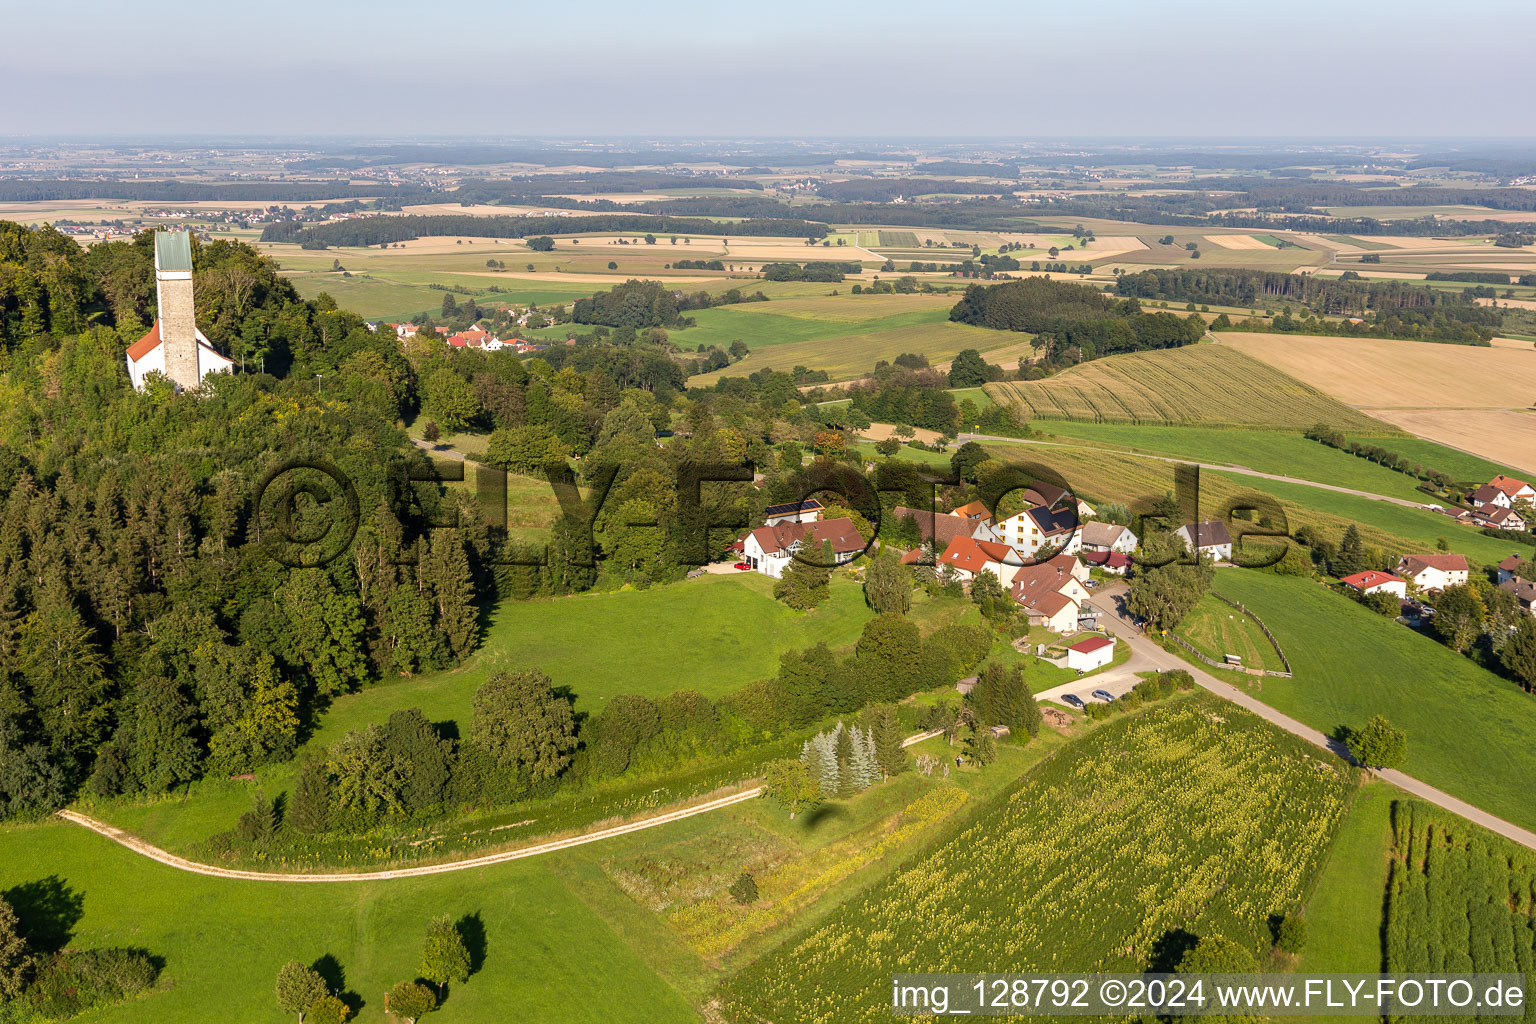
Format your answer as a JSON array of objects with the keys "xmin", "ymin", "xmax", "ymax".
[{"xmin": 125, "ymin": 230, "xmax": 234, "ymax": 391}]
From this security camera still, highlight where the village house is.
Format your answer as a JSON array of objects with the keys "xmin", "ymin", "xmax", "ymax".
[
  {"xmin": 937, "ymin": 536, "xmax": 1022, "ymax": 587},
  {"xmin": 1340, "ymin": 569, "xmax": 1408, "ymax": 599},
  {"xmin": 1010, "ymin": 552, "xmax": 1091, "ymax": 633},
  {"xmin": 1019, "ymin": 481, "xmax": 1095, "ymax": 519},
  {"xmin": 1065, "ymin": 634, "xmax": 1115, "ymax": 672},
  {"xmin": 763, "ymin": 498, "xmax": 823, "ymax": 527},
  {"xmin": 1079, "ymin": 521, "xmax": 1137, "ymax": 554},
  {"xmin": 125, "ymin": 230, "xmax": 234, "ymax": 392},
  {"xmin": 1083, "ymin": 550, "xmax": 1132, "ymax": 575},
  {"xmin": 741, "ymin": 518, "xmax": 863, "ymax": 578},
  {"xmin": 1395, "ymin": 553, "xmax": 1470, "ymax": 592},
  {"xmin": 993, "ymin": 503, "xmax": 1082, "ymax": 559},
  {"xmin": 1469, "ymin": 505, "xmax": 1528, "ymax": 532},
  {"xmin": 1485, "ymin": 475, "xmax": 1535, "ymax": 505},
  {"xmin": 1496, "ymin": 554, "xmax": 1531, "ymax": 584},
  {"xmin": 1500, "ymin": 575, "xmax": 1536, "ymax": 617},
  {"xmin": 891, "ymin": 505, "xmax": 999, "ymax": 552},
  {"xmin": 950, "ymin": 499, "xmax": 992, "ymax": 520},
  {"xmin": 1173, "ymin": 520, "xmax": 1233, "ymax": 562},
  {"xmin": 1468, "ymin": 483, "xmax": 1513, "ymax": 510}
]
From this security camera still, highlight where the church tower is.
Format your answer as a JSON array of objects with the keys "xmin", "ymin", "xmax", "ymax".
[{"xmin": 154, "ymin": 230, "xmax": 199, "ymax": 391}]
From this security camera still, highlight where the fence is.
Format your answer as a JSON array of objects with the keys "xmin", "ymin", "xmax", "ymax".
[{"xmin": 1168, "ymin": 592, "xmax": 1293, "ymax": 679}]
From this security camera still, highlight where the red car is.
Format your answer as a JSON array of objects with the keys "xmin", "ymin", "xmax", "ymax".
[{"xmin": 733, "ymin": 562, "xmax": 751, "ymax": 571}]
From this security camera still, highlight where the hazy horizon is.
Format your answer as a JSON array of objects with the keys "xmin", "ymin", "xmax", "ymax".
[{"xmin": 4, "ymin": 0, "xmax": 1533, "ymax": 138}]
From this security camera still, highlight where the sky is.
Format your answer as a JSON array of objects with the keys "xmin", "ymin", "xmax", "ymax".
[{"xmin": 3, "ymin": 0, "xmax": 1533, "ymax": 138}]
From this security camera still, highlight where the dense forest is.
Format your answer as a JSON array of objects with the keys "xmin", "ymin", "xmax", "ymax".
[
  {"xmin": 259, "ymin": 214, "xmax": 828, "ymax": 248},
  {"xmin": 949, "ymin": 276, "xmax": 1207, "ymax": 365},
  {"xmin": 1114, "ymin": 268, "xmax": 1502, "ymax": 343}
]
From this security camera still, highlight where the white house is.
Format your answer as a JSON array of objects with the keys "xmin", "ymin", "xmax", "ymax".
[
  {"xmin": 993, "ymin": 503, "xmax": 1082, "ymax": 559},
  {"xmin": 1489, "ymin": 475, "xmax": 1535, "ymax": 504},
  {"xmin": 125, "ymin": 230, "xmax": 234, "ymax": 391},
  {"xmin": 1065, "ymin": 635, "xmax": 1115, "ymax": 672},
  {"xmin": 1174, "ymin": 520, "xmax": 1233, "ymax": 562},
  {"xmin": 1010, "ymin": 552, "xmax": 1091, "ymax": 633},
  {"xmin": 1340, "ymin": 570, "xmax": 1407, "ymax": 599},
  {"xmin": 1471, "ymin": 505, "xmax": 1528, "ymax": 532},
  {"xmin": 937, "ymin": 536, "xmax": 1022, "ymax": 587},
  {"xmin": 1079, "ymin": 522, "xmax": 1137, "ymax": 554},
  {"xmin": 1395, "ymin": 553, "xmax": 1470, "ymax": 592},
  {"xmin": 764, "ymin": 498, "xmax": 824, "ymax": 527},
  {"xmin": 741, "ymin": 517, "xmax": 863, "ymax": 578}
]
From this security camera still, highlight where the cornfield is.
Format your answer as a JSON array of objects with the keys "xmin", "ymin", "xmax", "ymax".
[
  {"xmin": 1385, "ymin": 801, "xmax": 1536, "ymax": 1021},
  {"xmin": 984, "ymin": 345, "xmax": 1391, "ymax": 432},
  {"xmin": 716, "ymin": 695, "xmax": 1352, "ymax": 1023}
]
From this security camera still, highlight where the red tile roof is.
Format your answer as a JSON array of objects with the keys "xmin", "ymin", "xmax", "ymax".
[
  {"xmin": 1067, "ymin": 635, "xmax": 1113, "ymax": 654},
  {"xmin": 938, "ymin": 536, "xmax": 1014, "ymax": 574},
  {"xmin": 748, "ymin": 518, "xmax": 865, "ymax": 557},
  {"xmin": 1490, "ymin": 474, "xmax": 1532, "ymax": 496},
  {"xmin": 126, "ymin": 320, "xmax": 162, "ymax": 362},
  {"xmin": 1399, "ymin": 554, "xmax": 1468, "ymax": 574},
  {"xmin": 1010, "ymin": 553, "xmax": 1081, "ymax": 613},
  {"xmin": 1340, "ymin": 570, "xmax": 1404, "ymax": 590}
]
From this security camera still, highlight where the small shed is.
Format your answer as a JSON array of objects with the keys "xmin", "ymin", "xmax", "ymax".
[{"xmin": 1065, "ymin": 635, "xmax": 1115, "ymax": 672}]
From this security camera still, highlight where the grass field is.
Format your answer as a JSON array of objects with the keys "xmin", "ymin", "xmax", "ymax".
[
  {"xmin": 691, "ymin": 319, "xmax": 1006, "ymax": 384},
  {"xmin": 1211, "ymin": 569, "xmax": 1536, "ymax": 833},
  {"xmin": 983, "ymin": 345, "xmax": 1394, "ymax": 431},
  {"xmin": 0, "ymin": 820, "xmax": 700, "ymax": 1024},
  {"xmin": 1176, "ymin": 593, "xmax": 1281, "ymax": 672},
  {"xmin": 719, "ymin": 694, "xmax": 1353, "ymax": 1022},
  {"xmin": 1295, "ymin": 779, "xmax": 1394, "ymax": 973},
  {"xmin": 87, "ymin": 575, "xmax": 888, "ymax": 855}
]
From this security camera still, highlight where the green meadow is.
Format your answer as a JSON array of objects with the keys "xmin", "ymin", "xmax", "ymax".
[{"xmin": 1211, "ymin": 569, "xmax": 1536, "ymax": 833}]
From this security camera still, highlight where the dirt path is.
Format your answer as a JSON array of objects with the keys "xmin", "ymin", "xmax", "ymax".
[
  {"xmin": 56, "ymin": 731, "xmax": 944, "ymax": 883},
  {"xmin": 958, "ymin": 434, "xmax": 1425, "ymax": 509},
  {"xmin": 1086, "ymin": 584, "xmax": 1536, "ymax": 852}
]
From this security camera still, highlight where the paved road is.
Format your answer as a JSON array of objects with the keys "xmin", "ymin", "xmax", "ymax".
[
  {"xmin": 57, "ymin": 731, "xmax": 945, "ymax": 883},
  {"xmin": 957, "ymin": 434, "xmax": 1426, "ymax": 510},
  {"xmin": 1086, "ymin": 583, "xmax": 1536, "ymax": 852}
]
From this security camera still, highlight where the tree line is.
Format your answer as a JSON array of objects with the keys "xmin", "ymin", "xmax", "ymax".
[{"xmin": 259, "ymin": 214, "xmax": 829, "ymax": 248}]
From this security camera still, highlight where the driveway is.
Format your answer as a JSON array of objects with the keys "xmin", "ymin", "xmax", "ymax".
[{"xmin": 1034, "ymin": 640, "xmax": 1156, "ymax": 707}]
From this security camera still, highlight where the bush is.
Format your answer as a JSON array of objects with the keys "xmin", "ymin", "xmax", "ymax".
[
  {"xmin": 729, "ymin": 871, "xmax": 759, "ymax": 905},
  {"xmin": 1275, "ymin": 913, "xmax": 1307, "ymax": 954},
  {"xmin": 27, "ymin": 948, "xmax": 159, "ymax": 1019}
]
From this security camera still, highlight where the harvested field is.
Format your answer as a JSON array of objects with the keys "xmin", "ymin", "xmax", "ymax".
[
  {"xmin": 1366, "ymin": 409, "xmax": 1536, "ymax": 476},
  {"xmin": 877, "ymin": 230, "xmax": 920, "ymax": 247},
  {"xmin": 1218, "ymin": 333, "xmax": 1536, "ymax": 410},
  {"xmin": 983, "ymin": 345, "xmax": 1389, "ymax": 431},
  {"xmin": 1204, "ymin": 234, "xmax": 1273, "ymax": 250}
]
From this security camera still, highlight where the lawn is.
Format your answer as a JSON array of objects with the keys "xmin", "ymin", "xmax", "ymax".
[
  {"xmin": 690, "ymin": 319, "xmax": 1003, "ymax": 384},
  {"xmin": 1296, "ymin": 779, "xmax": 1395, "ymax": 973},
  {"xmin": 1211, "ymin": 569, "xmax": 1536, "ymax": 833},
  {"xmin": 0, "ymin": 820, "xmax": 700, "ymax": 1024},
  {"xmin": 87, "ymin": 575, "xmax": 883, "ymax": 856},
  {"xmin": 1176, "ymin": 592, "xmax": 1281, "ymax": 672}
]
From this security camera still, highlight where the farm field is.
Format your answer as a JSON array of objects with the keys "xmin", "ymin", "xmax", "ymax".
[
  {"xmin": 1384, "ymin": 802, "xmax": 1536, "ymax": 976},
  {"xmin": 718, "ymin": 694, "xmax": 1353, "ymax": 1023},
  {"xmin": 1030, "ymin": 422, "xmax": 1443, "ymax": 499},
  {"xmin": 1218, "ymin": 332, "xmax": 1536, "ymax": 473},
  {"xmin": 983, "ymin": 344, "xmax": 1395, "ymax": 431},
  {"xmin": 1175, "ymin": 593, "xmax": 1282, "ymax": 672},
  {"xmin": 666, "ymin": 303, "xmax": 951, "ymax": 353},
  {"xmin": 1210, "ymin": 569, "xmax": 1536, "ymax": 833},
  {"xmin": 690, "ymin": 319, "xmax": 1006, "ymax": 384}
]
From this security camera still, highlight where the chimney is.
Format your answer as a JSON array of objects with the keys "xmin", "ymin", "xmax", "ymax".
[{"xmin": 154, "ymin": 230, "xmax": 199, "ymax": 391}]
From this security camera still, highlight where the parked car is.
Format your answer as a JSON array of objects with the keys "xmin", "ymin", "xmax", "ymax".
[
  {"xmin": 1062, "ymin": 694, "xmax": 1086, "ymax": 709},
  {"xmin": 1091, "ymin": 689, "xmax": 1115, "ymax": 703},
  {"xmin": 733, "ymin": 562, "xmax": 750, "ymax": 571}
]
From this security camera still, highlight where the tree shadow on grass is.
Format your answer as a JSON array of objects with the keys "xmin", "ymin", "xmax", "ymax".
[
  {"xmin": 3, "ymin": 876, "xmax": 84, "ymax": 953},
  {"xmin": 312, "ymin": 953, "xmax": 363, "ymax": 1017},
  {"xmin": 1146, "ymin": 928, "xmax": 1199, "ymax": 974},
  {"xmin": 456, "ymin": 912, "xmax": 487, "ymax": 977},
  {"xmin": 797, "ymin": 802, "xmax": 846, "ymax": 832}
]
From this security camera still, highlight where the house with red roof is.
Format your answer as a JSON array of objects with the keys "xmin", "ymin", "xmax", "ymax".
[
  {"xmin": 1065, "ymin": 634, "xmax": 1115, "ymax": 672},
  {"xmin": 1083, "ymin": 550, "xmax": 1132, "ymax": 575},
  {"xmin": 1340, "ymin": 570, "xmax": 1407, "ymax": 599},
  {"xmin": 937, "ymin": 536, "xmax": 1021, "ymax": 587},
  {"xmin": 741, "ymin": 518, "xmax": 865, "ymax": 578},
  {"xmin": 1394, "ymin": 553, "xmax": 1469, "ymax": 592},
  {"xmin": 1010, "ymin": 552, "xmax": 1091, "ymax": 633}
]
